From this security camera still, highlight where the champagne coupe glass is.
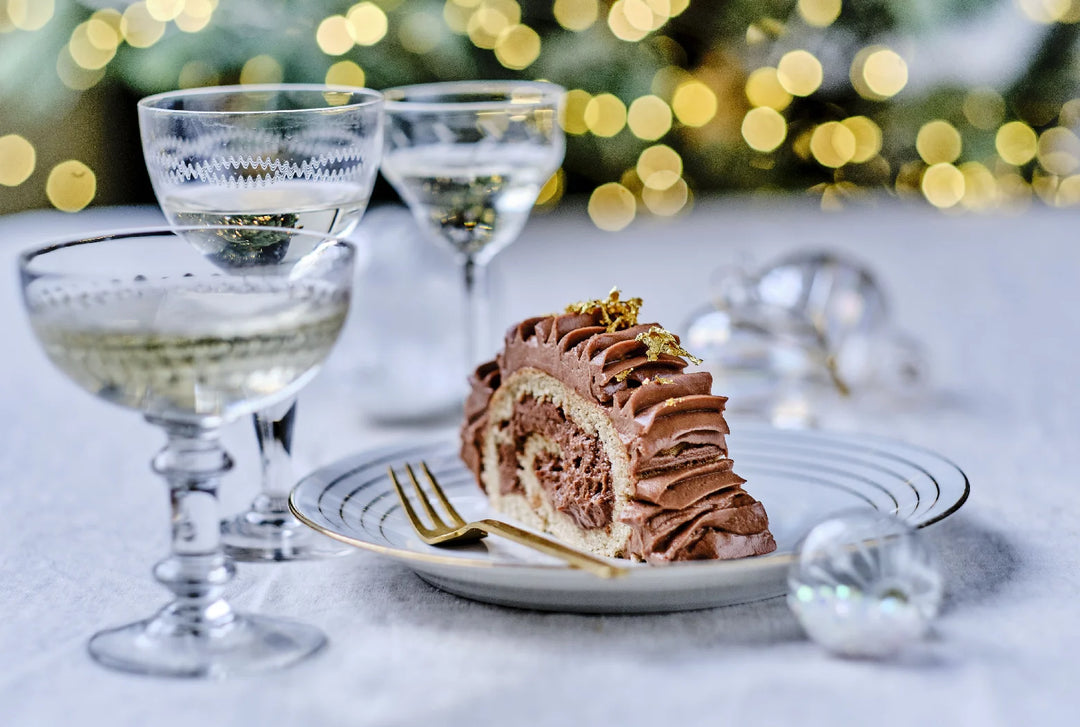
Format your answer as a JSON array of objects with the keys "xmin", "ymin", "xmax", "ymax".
[
  {"xmin": 380, "ymin": 81, "xmax": 565, "ymax": 369},
  {"xmin": 138, "ymin": 85, "xmax": 383, "ymax": 561},
  {"xmin": 19, "ymin": 226, "xmax": 355, "ymax": 677}
]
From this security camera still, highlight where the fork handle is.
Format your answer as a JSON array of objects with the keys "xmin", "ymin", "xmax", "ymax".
[{"xmin": 475, "ymin": 519, "xmax": 628, "ymax": 579}]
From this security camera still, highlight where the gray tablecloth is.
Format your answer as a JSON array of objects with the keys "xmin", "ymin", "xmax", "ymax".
[{"xmin": 1, "ymin": 201, "xmax": 1075, "ymax": 725}]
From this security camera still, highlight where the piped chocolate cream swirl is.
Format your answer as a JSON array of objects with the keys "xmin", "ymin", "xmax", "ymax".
[{"xmin": 461, "ymin": 299, "xmax": 775, "ymax": 563}]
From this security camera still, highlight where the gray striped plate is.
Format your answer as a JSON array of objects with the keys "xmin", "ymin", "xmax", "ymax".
[{"xmin": 289, "ymin": 426, "xmax": 968, "ymax": 613}]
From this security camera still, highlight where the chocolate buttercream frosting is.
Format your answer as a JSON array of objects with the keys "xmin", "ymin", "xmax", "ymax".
[{"xmin": 461, "ymin": 299, "xmax": 776, "ymax": 563}]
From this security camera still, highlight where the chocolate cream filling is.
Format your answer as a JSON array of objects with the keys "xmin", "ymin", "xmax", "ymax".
[{"xmin": 461, "ymin": 309, "xmax": 776, "ymax": 562}]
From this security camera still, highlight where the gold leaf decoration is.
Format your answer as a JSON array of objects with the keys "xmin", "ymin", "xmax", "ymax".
[
  {"xmin": 565, "ymin": 286, "xmax": 643, "ymax": 332},
  {"xmin": 635, "ymin": 326, "xmax": 703, "ymax": 364}
]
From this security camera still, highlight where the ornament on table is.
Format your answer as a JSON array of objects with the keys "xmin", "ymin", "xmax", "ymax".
[
  {"xmin": 787, "ymin": 510, "xmax": 944, "ymax": 659},
  {"xmin": 341, "ymin": 205, "xmax": 465, "ymax": 423},
  {"xmin": 683, "ymin": 251, "xmax": 929, "ymax": 426}
]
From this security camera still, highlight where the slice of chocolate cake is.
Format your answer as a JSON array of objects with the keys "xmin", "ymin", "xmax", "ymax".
[{"xmin": 461, "ymin": 290, "xmax": 776, "ymax": 563}]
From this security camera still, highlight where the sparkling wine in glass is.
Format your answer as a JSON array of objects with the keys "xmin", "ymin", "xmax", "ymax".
[
  {"xmin": 138, "ymin": 85, "xmax": 383, "ymax": 561},
  {"xmin": 380, "ymin": 81, "xmax": 565, "ymax": 368},
  {"xmin": 19, "ymin": 226, "xmax": 354, "ymax": 677}
]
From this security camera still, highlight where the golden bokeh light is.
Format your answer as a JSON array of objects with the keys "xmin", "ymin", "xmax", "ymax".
[
  {"xmin": 851, "ymin": 46, "xmax": 907, "ymax": 100},
  {"xmin": 0, "ymin": 135, "xmax": 35, "ymax": 187},
  {"xmin": 146, "ymin": 0, "xmax": 184, "ymax": 22},
  {"xmin": 916, "ymin": 120, "xmax": 962, "ymax": 165},
  {"xmin": 121, "ymin": 3, "xmax": 167, "ymax": 48},
  {"xmin": 70, "ymin": 22, "xmax": 116, "ymax": 70},
  {"xmin": 810, "ymin": 121, "xmax": 856, "ymax": 168},
  {"xmin": 963, "ymin": 88, "xmax": 1006, "ymax": 130},
  {"xmin": 348, "ymin": 2, "xmax": 388, "ymax": 46},
  {"xmin": 1055, "ymin": 174, "xmax": 1080, "ymax": 206},
  {"xmin": 745, "ymin": 67, "xmax": 792, "ymax": 111},
  {"xmin": 178, "ymin": 60, "xmax": 219, "ymax": 88},
  {"xmin": 636, "ymin": 144, "xmax": 682, "ymax": 187},
  {"xmin": 958, "ymin": 161, "xmax": 998, "ymax": 211},
  {"xmin": 798, "ymin": 0, "xmax": 842, "ymax": 27},
  {"xmin": 642, "ymin": 176, "xmax": 689, "ymax": 216},
  {"xmin": 8, "ymin": 0, "xmax": 55, "ymax": 31},
  {"xmin": 622, "ymin": 0, "xmax": 657, "ymax": 32},
  {"xmin": 584, "ymin": 93, "xmax": 627, "ymax": 137},
  {"xmin": 495, "ymin": 24, "xmax": 541, "ymax": 69},
  {"xmin": 741, "ymin": 107, "xmax": 787, "ymax": 152},
  {"xmin": 588, "ymin": 182, "xmax": 636, "ymax": 231},
  {"xmin": 399, "ymin": 11, "xmax": 442, "ymax": 53},
  {"xmin": 608, "ymin": 1, "xmax": 649, "ymax": 42},
  {"xmin": 777, "ymin": 50, "xmax": 823, "ymax": 97},
  {"xmin": 841, "ymin": 116, "xmax": 881, "ymax": 162},
  {"xmin": 240, "ymin": 55, "xmax": 284, "ymax": 85},
  {"xmin": 921, "ymin": 163, "xmax": 964, "ymax": 208},
  {"xmin": 467, "ymin": 5, "xmax": 514, "ymax": 50},
  {"xmin": 175, "ymin": 0, "xmax": 216, "ymax": 34},
  {"xmin": 554, "ymin": 0, "xmax": 598, "ymax": 31},
  {"xmin": 46, "ymin": 160, "xmax": 96, "ymax": 213},
  {"xmin": 1031, "ymin": 169, "xmax": 1058, "ymax": 205},
  {"xmin": 1037, "ymin": 126, "xmax": 1080, "ymax": 176},
  {"xmin": 56, "ymin": 45, "xmax": 106, "ymax": 90},
  {"xmin": 443, "ymin": 0, "xmax": 471, "ymax": 34},
  {"xmin": 1016, "ymin": 0, "xmax": 1079, "ymax": 24},
  {"xmin": 627, "ymin": 95, "xmax": 673, "ymax": 140},
  {"xmin": 535, "ymin": 168, "xmax": 564, "ymax": 206},
  {"xmin": 671, "ymin": 80, "xmax": 717, "ymax": 127},
  {"xmin": 86, "ymin": 17, "xmax": 121, "ymax": 51},
  {"xmin": 317, "ymin": 15, "xmax": 354, "ymax": 55},
  {"xmin": 996, "ymin": 121, "xmax": 1038, "ymax": 165},
  {"xmin": 1060, "ymin": 98, "xmax": 1080, "ymax": 127},
  {"xmin": 560, "ymin": 89, "xmax": 592, "ymax": 135},
  {"xmin": 325, "ymin": 60, "xmax": 366, "ymax": 87}
]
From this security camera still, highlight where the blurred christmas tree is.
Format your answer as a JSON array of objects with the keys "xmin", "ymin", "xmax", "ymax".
[{"xmin": 3, "ymin": 0, "xmax": 1080, "ymax": 227}]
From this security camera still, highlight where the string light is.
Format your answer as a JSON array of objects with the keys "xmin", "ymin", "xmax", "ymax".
[{"xmin": 46, "ymin": 160, "xmax": 96, "ymax": 212}]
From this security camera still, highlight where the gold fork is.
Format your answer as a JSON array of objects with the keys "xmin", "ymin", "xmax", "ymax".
[{"xmin": 388, "ymin": 462, "xmax": 627, "ymax": 579}]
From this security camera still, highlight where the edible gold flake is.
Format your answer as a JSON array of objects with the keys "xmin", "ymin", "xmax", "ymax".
[
  {"xmin": 614, "ymin": 367, "xmax": 634, "ymax": 382},
  {"xmin": 635, "ymin": 326, "xmax": 703, "ymax": 364},
  {"xmin": 565, "ymin": 287, "xmax": 643, "ymax": 332},
  {"xmin": 655, "ymin": 376, "xmax": 675, "ymax": 385}
]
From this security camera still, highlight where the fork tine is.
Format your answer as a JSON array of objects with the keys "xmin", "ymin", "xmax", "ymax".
[
  {"xmin": 419, "ymin": 461, "xmax": 467, "ymax": 527},
  {"xmin": 404, "ymin": 463, "xmax": 448, "ymax": 530},
  {"xmin": 387, "ymin": 467, "xmax": 432, "ymax": 536}
]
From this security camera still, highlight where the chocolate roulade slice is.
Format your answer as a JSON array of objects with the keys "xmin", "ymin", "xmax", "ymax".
[{"xmin": 460, "ymin": 291, "xmax": 776, "ymax": 563}]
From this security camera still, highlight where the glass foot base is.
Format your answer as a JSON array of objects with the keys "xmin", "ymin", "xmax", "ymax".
[
  {"xmin": 221, "ymin": 510, "xmax": 354, "ymax": 562},
  {"xmin": 88, "ymin": 613, "xmax": 327, "ymax": 678}
]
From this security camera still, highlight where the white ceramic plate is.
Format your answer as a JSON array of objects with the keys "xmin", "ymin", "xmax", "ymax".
[{"xmin": 290, "ymin": 426, "xmax": 968, "ymax": 613}]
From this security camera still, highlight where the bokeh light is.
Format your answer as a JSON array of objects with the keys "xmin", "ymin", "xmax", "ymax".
[
  {"xmin": 399, "ymin": 11, "xmax": 442, "ymax": 53},
  {"xmin": 963, "ymin": 88, "xmax": 1006, "ymax": 130},
  {"xmin": 175, "ymin": 0, "xmax": 215, "ymax": 34},
  {"xmin": 554, "ymin": 0, "xmax": 598, "ymax": 31},
  {"xmin": 326, "ymin": 60, "xmax": 366, "ymax": 87},
  {"xmin": 494, "ymin": 24, "xmax": 541, "ymax": 70},
  {"xmin": 627, "ymin": 95, "xmax": 673, "ymax": 141},
  {"xmin": 1037, "ymin": 127, "xmax": 1080, "ymax": 176},
  {"xmin": 636, "ymin": 144, "xmax": 682, "ymax": 189},
  {"xmin": 608, "ymin": 1, "xmax": 649, "ymax": 42},
  {"xmin": 240, "ymin": 55, "xmax": 284, "ymax": 85},
  {"xmin": 745, "ymin": 67, "xmax": 792, "ymax": 111},
  {"xmin": 146, "ymin": 0, "xmax": 184, "ymax": 23},
  {"xmin": 810, "ymin": 121, "xmax": 856, "ymax": 168},
  {"xmin": 921, "ymin": 163, "xmax": 964, "ymax": 208},
  {"xmin": 588, "ymin": 182, "xmax": 636, "ymax": 231},
  {"xmin": 741, "ymin": 107, "xmax": 787, "ymax": 152},
  {"xmin": 178, "ymin": 60, "xmax": 220, "ymax": 88},
  {"xmin": 57, "ymin": 45, "xmax": 105, "ymax": 90},
  {"xmin": 996, "ymin": 121, "xmax": 1038, "ymax": 165},
  {"xmin": 777, "ymin": 50, "xmax": 823, "ymax": 97},
  {"xmin": 642, "ymin": 176, "xmax": 689, "ymax": 216},
  {"xmin": 851, "ymin": 46, "xmax": 907, "ymax": 100},
  {"xmin": 959, "ymin": 161, "xmax": 998, "ymax": 211},
  {"xmin": 70, "ymin": 21, "xmax": 117, "ymax": 70},
  {"xmin": 798, "ymin": 0, "xmax": 842, "ymax": 27},
  {"xmin": 348, "ymin": 2, "xmax": 388, "ymax": 46},
  {"xmin": 317, "ymin": 15, "xmax": 354, "ymax": 55},
  {"xmin": 560, "ymin": 89, "xmax": 592, "ymax": 135},
  {"xmin": 535, "ymin": 168, "xmax": 565, "ymax": 207},
  {"xmin": 671, "ymin": 80, "xmax": 717, "ymax": 127},
  {"xmin": 841, "ymin": 116, "xmax": 882, "ymax": 163},
  {"xmin": 584, "ymin": 93, "xmax": 627, "ymax": 137},
  {"xmin": 0, "ymin": 135, "xmax": 36, "ymax": 187},
  {"xmin": 7, "ymin": 0, "xmax": 55, "ymax": 31},
  {"xmin": 46, "ymin": 160, "xmax": 96, "ymax": 213},
  {"xmin": 916, "ymin": 120, "xmax": 962, "ymax": 165},
  {"xmin": 121, "ymin": 3, "xmax": 166, "ymax": 48}
]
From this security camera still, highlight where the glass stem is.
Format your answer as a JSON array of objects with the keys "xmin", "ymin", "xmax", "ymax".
[
  {"xmin": 463, "ymin": 254, "xmax": 492, "ymax": 371},
  {"xmin": 251, "ymin": 398, "xmax": 298, "ymax": 520},
  {"xmin": 148, "ymin": 417, "xmax": 238, "ymax": 636}
]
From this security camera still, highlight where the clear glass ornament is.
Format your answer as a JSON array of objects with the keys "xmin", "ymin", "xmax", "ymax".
[{"xmin": 787, "ymin": 509, "xmax": 944, "ymax": 658}]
